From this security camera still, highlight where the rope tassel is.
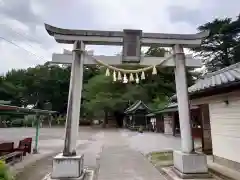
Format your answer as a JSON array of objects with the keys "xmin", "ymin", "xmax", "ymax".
[
  {"xmin": 113, "ymin": 71, "xmax": 116, "ymax": 81},
  {"xmin": 105, "ymin": 68, "xmax": 110, "ymax": 76},
  {"xmin": 117, "ymin": 71, "xmax": 122, "ymax": 80},
  {"xmin": 135, "ymin": 73, "xmax": 139, "ymax": 84},
  {"xmin": 123, "ymin": 73, "xmax": 128, "ymax": 83},
  {"xmin": 129, "ymin": 73, "xmax": 134, "ymax": 82},
  {"xmin": 152, "ymin": 66, "xmax": 157, "ymax": 75},
  {"xmin": 141, "ymin": 71, "xmax": 145, "ymax": 80}
]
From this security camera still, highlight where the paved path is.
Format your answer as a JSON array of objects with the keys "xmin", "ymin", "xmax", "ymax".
[
  {"xmin": 97, "ymin": 130, "xmax": 166, "ymax": 180},
  {"xmin": 2, "ymin": 127, "xmax": 100, "ymax": 180},
  {"xmin": 125, "ymin": 130, "xmax": 201, "ymax": 155},
  {"xmin": 7, "ymin": 128, "xmax": 197, "ymax": 180}
]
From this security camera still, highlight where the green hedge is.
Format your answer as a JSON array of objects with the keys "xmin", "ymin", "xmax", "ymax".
[{"xmin": 0, "ymin": 160, "xmax": 14, "ymax": 180}]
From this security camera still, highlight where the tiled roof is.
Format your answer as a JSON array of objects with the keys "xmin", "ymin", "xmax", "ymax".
[
  {"xmin": 171, "ymin": 62, "xmax": 240, "ymax": 100},
  {"xmin": 146, "ymin": 102, "xmax": 199, "ymax": 116},
  {"xmin": 125, "ymin": 100, "xmax": 150, "ymax": 114},
  {"xmin": 188, "ymin": 62, "xmax": 240, "ymax": 93},
  {"xmin": 0, "ymin": 104, "xmax": 57, "ymax": 114},
  {"xmin": 151, "ymin": 103, "xmax": 198, "ymax": 114}
]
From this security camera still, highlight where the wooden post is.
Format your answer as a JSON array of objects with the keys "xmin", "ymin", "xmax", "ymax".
[
  {"xmin": 173, "ymin": 113, "xmax": 176, "ymax": 136},
  {"xmin": 33, "ymin": 113, "xmax": 40, "ymax": 154},
  {"xmin": 200, "ymin": 104, "xmax": 213, "ymax": 155}
]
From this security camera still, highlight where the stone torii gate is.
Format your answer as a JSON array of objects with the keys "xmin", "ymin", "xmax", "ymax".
[{"xmin": 44, "ymin": 24, "xmax": 209, "ymax": 179}]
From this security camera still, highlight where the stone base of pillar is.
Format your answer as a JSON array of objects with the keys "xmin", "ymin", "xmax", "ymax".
[
  {"xmin": 172, "ymin": 150, "xmax": 211, "ymax": 179},
  {"xmin": 51, "ymin": 153, "xmax": 84, "ymax": 179},
  {"xmin": 45, "ymin": 169, "xmax": 94, "ymax": 180},
  {"xmin": 162, "ymin": 167, "xmax": 212, "ymax": 180}
]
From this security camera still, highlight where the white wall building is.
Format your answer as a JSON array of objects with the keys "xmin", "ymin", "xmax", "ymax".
[{"xmin": 186, "ymin": 62, "xmax": 240, "ymax": 174}]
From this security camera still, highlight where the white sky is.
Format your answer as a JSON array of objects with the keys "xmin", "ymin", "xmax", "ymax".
[{"xmin": 0, "ymin": 0, "xmax": 239, "ymax": 73}]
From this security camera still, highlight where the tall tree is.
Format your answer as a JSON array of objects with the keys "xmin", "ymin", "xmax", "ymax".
[
  {"xmin": 0, "ymin": 75, "xmax": 23, "ymax": 105},
  {"xmin": 1, "ymin": 64, "xmax": 100, "ymax": 113},
  {"xmin": 145, "ymin": 46, "xmax": 169, "ymax": 57},
  {"xmin": 193, "ymin": 16, "xmax": 240, "ymax": 72}
]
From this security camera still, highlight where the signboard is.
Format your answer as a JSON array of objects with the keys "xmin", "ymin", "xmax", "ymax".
[{"xmin": 122, "ymin": 29, "xmax": 142, "ymax": 63}]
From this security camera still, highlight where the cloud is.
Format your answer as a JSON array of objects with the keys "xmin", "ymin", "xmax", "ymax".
[
  {"xmin": 168, "ymin": 0, "xmax": 240, "ymax": 27},
  {"xmin": 0, "ymin": 0, "xmax": 239, "ymax": 73},
  {"xmin": 0, "ymin": 0, "xmax": 41, "ymax": 27}
]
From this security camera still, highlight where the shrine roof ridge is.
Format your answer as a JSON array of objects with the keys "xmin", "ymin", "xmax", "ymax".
[
  {"xmin": 124, "ymin": 100, "xmax": 151, "ymax": 114},
  {"xmin": 45, "ymin": 24, "xmax": 209, "ymax": 41}
]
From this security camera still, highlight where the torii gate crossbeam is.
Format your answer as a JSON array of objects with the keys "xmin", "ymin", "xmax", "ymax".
[{"xmin": 51, "ymin": 52, "xmax": 202, "ymax": 67}]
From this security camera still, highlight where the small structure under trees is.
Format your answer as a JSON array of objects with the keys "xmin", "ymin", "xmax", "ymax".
[
  {"xmin": 0, "ymin": 103, "xmax": 57, "ymax": 153},
  {"xmin": 124, "ymin": 100, "xmax": 151, "ymax": 130},
  {"xmin": 146, "ymin": 112, "xmax": 164, "ymax": 133}
]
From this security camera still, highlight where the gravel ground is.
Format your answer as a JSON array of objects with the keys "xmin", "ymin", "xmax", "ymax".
[
  {"xmin": 15, "ymin": 153, "xmax": 55, "ymax": 180},
  {"xmin": 0, "ymin": 127, "xmax": 99, "ymax": 180}
]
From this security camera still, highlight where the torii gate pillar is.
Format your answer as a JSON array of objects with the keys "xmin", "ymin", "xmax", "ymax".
[
  {"xmin": 51, "ymin": 41, "xmax": 85, "ymax": 179},
  {"xmin": 171, "ymin": 44, "xmax": 210, "ymax": 179}
]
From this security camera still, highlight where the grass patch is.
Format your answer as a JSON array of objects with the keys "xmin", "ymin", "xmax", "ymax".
[
  {"xmin": 150, "ymin": 151, "xmax": 173, "ymax": 161},
  {"xmin": 147, "ymin": 150, "xmax": 173, "ymax": 167}
]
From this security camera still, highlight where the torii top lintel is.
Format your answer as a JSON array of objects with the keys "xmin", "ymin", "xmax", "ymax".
[{"xmin": 45, "ymin": 23, "xmax": 209, "ymax": 48}]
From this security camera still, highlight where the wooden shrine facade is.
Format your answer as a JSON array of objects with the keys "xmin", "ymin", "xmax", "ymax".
[{"xmin": 124, "ymin": 100, "xmax": 151, "ymax": 130}]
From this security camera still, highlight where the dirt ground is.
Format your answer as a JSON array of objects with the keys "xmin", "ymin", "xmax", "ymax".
[{"xmin": 15, "ymin": 152, "xmax": 55, "ymax": 180}]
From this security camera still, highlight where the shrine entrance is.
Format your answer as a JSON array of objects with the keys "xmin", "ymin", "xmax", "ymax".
[
  {"xmin": 113, "ymin": 111, "xmax": 124, "ymax": 128},
  {"xmin": 45, "ymin": 24, "xmax": 210, "ymax": 179}
]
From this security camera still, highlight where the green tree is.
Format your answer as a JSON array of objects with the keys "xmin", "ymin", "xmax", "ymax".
[
  {"xmin": 83, "ymin": 47, "xmax": 179, "ymax": 119},
  {"xmin": 193, "ymin": 16, "xmax": 240, "ymax": 72},
  {"xmin": 145, "ymin": 46, "xmax": 170, "ymax": 57},
  {"xmin": 1, "ymin": 64, "xmax": 100, "ymax": 114},
  {"xmin": 0, "ymin": 75, "xmax": 23, "ymax": 105},
  {"xmin": 83, "ymin": 74, "xmax": 125, "ymax": 117}
]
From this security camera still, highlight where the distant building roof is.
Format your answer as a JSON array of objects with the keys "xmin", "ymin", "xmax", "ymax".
[
  {"xmin": 171, "ymin": 62, "xmax": 240, "ymax": 100},
  {"xmin": 0, "ymin": 104, "xmax": 57, "ymax": 115},
  {"xmin": 188, "ymin": 62, "xmax": 240, "ymax": 93},
  {"xmin": 125, "ymin": 100, "xmax": 150, "ymax": 114},
  {"xmin": 158, "ymin": 104, "xmax": 198, "ymax": 113},
  {"xmin": 146, "ymin": 113, "xmax": 155, "ymax": 117},
  {"xmin": 147, "ymin": 102, "xmax": 199, "ymax": 116}
]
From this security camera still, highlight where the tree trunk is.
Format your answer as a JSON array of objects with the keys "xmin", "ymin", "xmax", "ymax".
[
  {"xmin": 48, "ymin": 121, "xmax": 52, "ymax": 128},
  {"xmin": 102, "ymin": 110, "xmax": 108, "ymax": 128},
  {"xmin": 48, "ymin": 116, "xmax": 52, "ymax": 128},
  {"xmin": 0, "ymin": 116, "xmax": 7, "ymax": 128}
]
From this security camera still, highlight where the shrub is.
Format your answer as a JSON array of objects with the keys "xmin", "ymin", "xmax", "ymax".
[
  {"xmin": 0, "ymin": 160, "xmax": 14, "ymax": 180},
  {"xmin": 56, "ymin": 115, "xmax": 66, "ymax": 125},
  {"xmin": 79, "ymin": 119, "xmax": 91, "ymax": 126},
  {"xmin": 138, "ymin": 125, "xmax": 144, "ymax": 133},
  {"xmin": 11, "ymin": 119, "xmax": 23, "ymax": 127},
  {"xmin": 23, "ymin": 115, "xmax": 35, "ymax": 127}
]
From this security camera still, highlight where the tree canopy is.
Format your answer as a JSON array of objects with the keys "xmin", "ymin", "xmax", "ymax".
[
  {"xmin": 0, "ymin": 46, "xmax": 180, "ymax": 118},
  {"xmin": 193, "ymin": 15, "xmax": 240, "ymax": 72}
]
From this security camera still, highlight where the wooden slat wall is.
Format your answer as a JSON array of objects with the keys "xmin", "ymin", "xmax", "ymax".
[{"xmin": 209, "ymin": 98, "xmax": 240, "ymax": 163}]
